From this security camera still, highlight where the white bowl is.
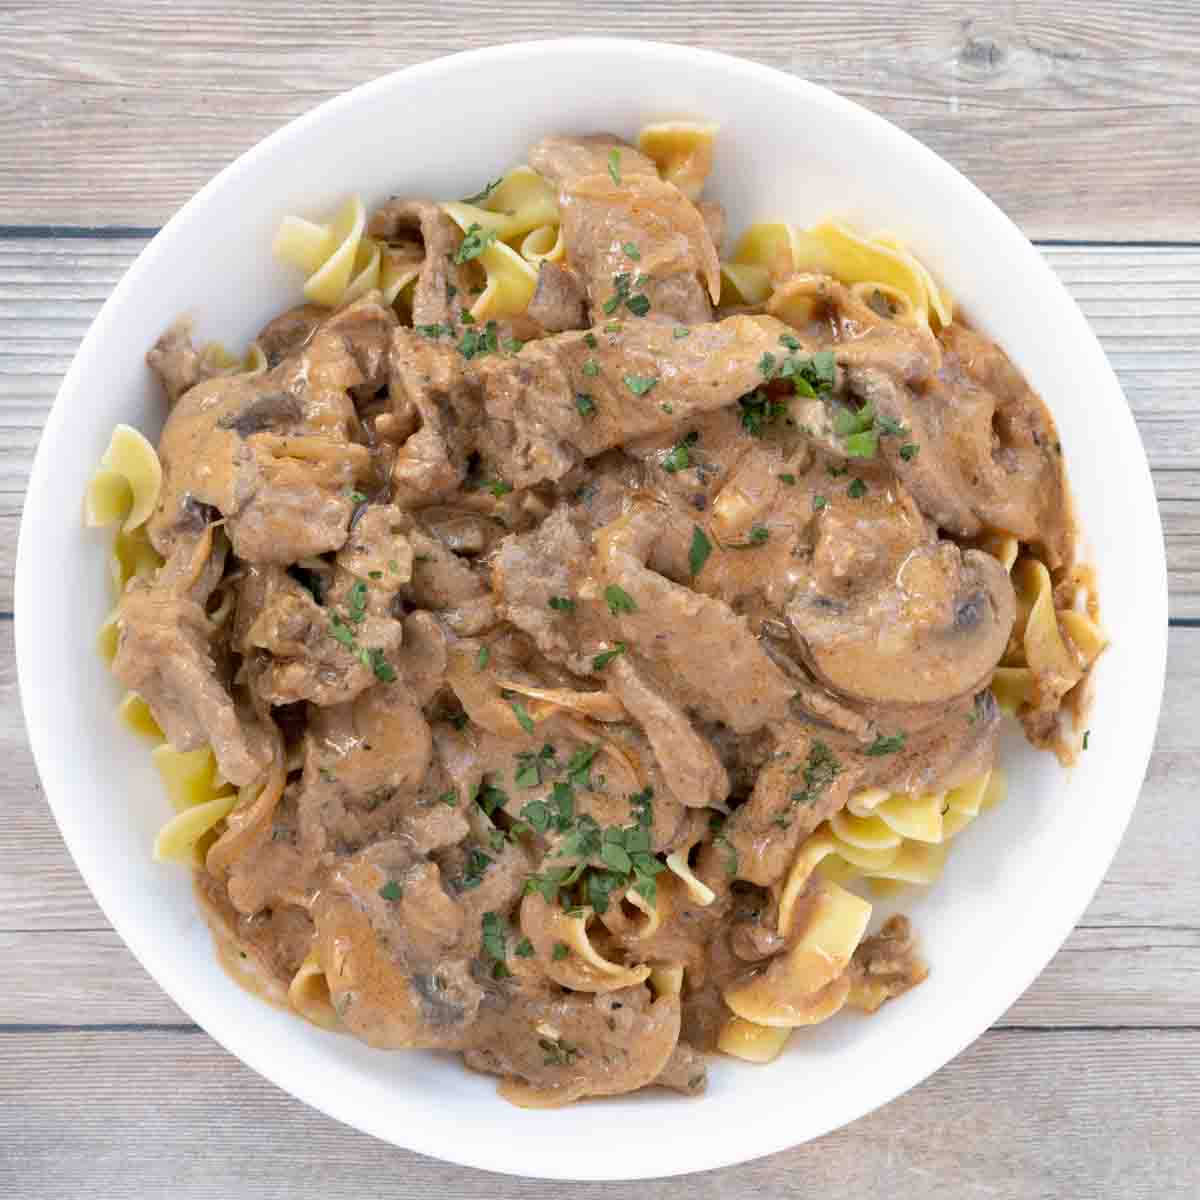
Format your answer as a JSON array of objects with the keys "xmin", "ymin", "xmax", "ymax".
[{"xmin": 16, "ymin": 38, "xmax": 1167, "ymax": 1181}]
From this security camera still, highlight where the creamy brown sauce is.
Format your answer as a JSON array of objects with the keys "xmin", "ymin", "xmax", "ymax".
[{"xmin": 114, "ymin": 130, "xmax": 1100, "ymax": 1107}]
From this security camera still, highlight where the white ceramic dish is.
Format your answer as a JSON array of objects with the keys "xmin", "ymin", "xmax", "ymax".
[{"xmin": 16, "ymin": 38, "xmax": 1167, "ymax": 1181}]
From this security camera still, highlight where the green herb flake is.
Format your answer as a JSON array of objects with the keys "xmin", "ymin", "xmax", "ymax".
[
  {"xmin": 548, "ymin": 595, "xmax": 576, "ymax": 612},
  {"xmin": 476, "ymin": 645, "xmax": 490, "ymax": 670},
  {"xmin": 789, "ymin": 741, "xmax": 841, "ymax": 812},
  {"xmin": 481, "ymin": 911, "xmax": 507, "ymax": 963},
  {"xmin": 415, "ymin": 322, "xmax": 449, "ymax": 339},
  {"xmin": 847, "ymin": 477, "xmax": 868, "ymax": 499},
  {"xmin": 453, "ymin": 222, "xmax": 498, "ymax": 265},
  {"xmin": 1083, "ymin": 729, "xmax": 1091, "ymax": 751},
  {"xmin": 503, "ymin": 337, "xmax": 524, "ymax": 354},
  {"xmin": 575, "ymin": 392, "xmax": 597, "ymax": 417},
  {"xmin": 748, "ymin": 525, "xmax": 770, "ymax": 545},
  {"xmin": 779, "ymin": 333, "xmax": 801, "ymax": 351},
  {"xmin": 510, "ymin": 698, "xmax": 536, "ymax": 735},
  {"xmin": 899, "ymin": 442, "xmax": 920, "ymax": 461},
  {"xmin": 673, "ymin": 325, "xmax": 691, "ymax": 339},
  {"xmin": 458, "ymin": 319, "xmax": 500, "ymax": 361},
  {"xmin": 604, "ymin": 584, "xmax": 637, "ymax": 615},
  {"xmin": 758, "ymin": 351, "xmax": 777, "ymax": 379},
  {"xmin": 462, "ymin": 177, "xmax": 502, "ymax": 205},
  {"xmin": 592, "ymin": 643, "xmax": 627, "ymax": 671},
  {"xmin": 625, "ymin": 293, "xmax": 651, "ymax": 318},
  {"xmin": 367, "ymin": 648, "xmax": 397, "ymax": 683},
  {"xmin": 378, "ymin": 880, "xmax": 403, "ymax": 901},
  {"xmin": 583, "ymin": 332, "xmax": 598, "ymax": 349},
  {"xmin": 437, "ymin": 789, "xmax": 458, "ymax": 808},
  {"xmin": 689, "ymin": 525, "xmax": 713, "ymax": 576},
  {"xmin": 581, "ymin": 358, "xmax": 600, "ymax": 377},
  {"xmin": 486, "ymin": 478, "xmax": 513, "ymax": 498},
  {"xmin": 608, "ymin": 147, "xmax": 622, "ymax": 185},
  {"xmin": 812, "ymin": 494, "xmax": 829, "ymax": 512},
  {"xmin": 623, "ymin": 373, "xmax": 658, "ymax": 396},
  {"xmin": 865, "ymin": 732, "xmax": 906, "ymax": 756},
  {"xmin": 551, "ymin": 941, "xmax": 569, "ymax": 961},
  {"xmin": 779, "ymin": 473, "xmax": 797, "ymax": 485}
]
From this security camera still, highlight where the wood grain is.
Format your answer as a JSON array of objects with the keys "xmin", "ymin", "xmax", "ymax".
[
  {"xmin": 1, "ymin": 239, "xmax": 1197, "ymax": 613},
  {"xmin": 0, "ymin": 2, "xmax": 1198, "ymax": 236},
  {"xmin": 1, "ymin": 1028, "xmax": 1195, "ymax": 1197}
]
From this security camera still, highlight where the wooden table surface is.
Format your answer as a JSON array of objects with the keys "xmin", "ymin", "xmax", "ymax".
[{"xmin": 2, "ymin": 4, "xmax": 1198, "ymax": 1196}]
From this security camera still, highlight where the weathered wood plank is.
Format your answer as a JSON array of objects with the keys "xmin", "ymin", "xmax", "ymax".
[
  {"xmin": 0, "ymin": 240, "xmax": 1197, "ymax": 612},
  {"xmin": 0, "ymin": 2, "xmax": 1197, "ymax": 236},
  {"xmin": 0, "ymin": 1028, "xmax": 1195, "ymax": 1197},
  {"xmin": 4, "ymin": 922, "xmax": 1197, "ymax": 1030}
]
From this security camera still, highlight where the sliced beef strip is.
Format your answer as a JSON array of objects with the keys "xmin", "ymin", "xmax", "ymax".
[
  {"xmin": 477, "ymin": 313, "xmax": 796, "ymax": 489},
  {"xmin": 527, "ymin": 261, "xmax": 588, "ymax": 332},
  {"xmin": 404, "ymin": 530, "xmax": 496, "ymax": 636},
  {"xmin": 255, "ymin": 304, "xmax": 326, "ymax": 367},
  {"xmin": 366, "ymin": 198, "xmax": 477, "ymax": 331},
  {"xmin": 388, "ymin": 327, "xmax": 484, "ymax": 504},
  {"xmin": 491, "ymin": 505, "xmax": 590, "ymax": 662},
  {"xmin": 146, "ymin": 319, "xmax": 230, "ymax": 405},
  {"xmin": 114, "ymin": 532, "xmax": 273, "ymax": 788},
  {"xmin": 147, "ymin": 302, "xmax": 395, "ymax": 564}
]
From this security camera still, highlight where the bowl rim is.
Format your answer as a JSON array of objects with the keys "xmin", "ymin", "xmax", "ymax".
[{"xmin": 15, "ymin": 35, "xmax": 1168, "ymax": 1180}]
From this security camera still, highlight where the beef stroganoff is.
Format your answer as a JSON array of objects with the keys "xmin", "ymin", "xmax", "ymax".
[{"xmin": 86, "ymin": 123, "xmax": 1106, "ymax": 1106}]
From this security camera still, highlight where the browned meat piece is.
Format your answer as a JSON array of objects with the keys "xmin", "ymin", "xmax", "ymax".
[
  {"xmin": 527, "ymin": 261, "xmax": 588, "ymax": 331},
  {"xmin": 846, "ymin": 915, "xmax": 929, "ymax": 1012},
  {"xmin": 366, "ymin": 199, "xmax": 477, "ymax": 330},
  {"xmin": 114, "ymin": 532, "xmax": 272, "ymax": 787},
  {"xmin": 590, "ymin": 504, "xmax": 795, "ymax": 733},
  {"xmin": 389, "ymin": 327, "xmax": 483, "ymax": 503},
  {"xmin": 653, "ymin": 1041, "xmax": 708, "ymax": 1096},
  {"xmin": 255, "ymin": 304, "xmax": 325, "ymax": 367},
  {"xmin": 607, "ymin": 654, "xmax": 729, "ymax": 809},
  {"xmin": 147, "ymin": 301, "xmax": 399, "ymax": 563},
  {"xmin": 491, "ymin": 505, "xmax": 590, "ymax": 661},
  {"xmin": 405, "ymin": 530, "xmax": 496, "ymax": 636},
  {"xmin": 528, "ymin": 134, "xmax": 659, "ymax": 186},
  {"xmin": 529, "ymin": 133, "xmax": 719, "ymax": 324},
  {"xmin": 478, "ymin": 313, "xmax": 795, "ymax": 488},
  {"xmin": 145, "ymin": 319, "xmax": 225, "ymax": 404},
  {"xmin": 320, "ymin": 292, "xmax": 397, "ymax": 399},
  {"xmin": 463, "ymin": 984, "xmax": 681, "ymax": 1107}
]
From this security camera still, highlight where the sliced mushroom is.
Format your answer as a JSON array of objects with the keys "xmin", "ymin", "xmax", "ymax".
[{"xmin": 790, "ymin": 543, "xmax": 1016, "ymax": 706}]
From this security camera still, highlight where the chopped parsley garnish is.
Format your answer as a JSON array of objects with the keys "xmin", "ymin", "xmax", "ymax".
[
  {"xmin": 378, "ymin": 880, "xmax": 403, "ymax": 901},
  {"xmin": 739, "ymin": 388, "xmax": 788, "ymax": 436},
  {"xmin": 827, "ymin": 463, "xmax": 848, "ymax": 477},
  {"xmin": 779, "ymin": 473, "xmax": 797, "ymax": 485},
  {"xmin": 365, "ymin": 648, "xmax": 397, "ymax": 683},
  {"xmin": 758, "ymin": 351, "xmax": 777, "ymax": 378},
  {"xmin": 510, "ymin": 697, "xmax": 536, "ymax": 735},
  {"xmin": 514, "ymin": 756, "xmax": 541, "ymax": 788},
  {"xmin": 847, "ymin": 477, "xmax": 868, "ymax": 499},
  {"xmin": 662, "ymin": 430, "xmax": 699, "ymax": 473},
  {"xmin": 462, "ymin": 177, "xmax": 502, "ymax": 205},
  {"xmin": 456, "ymin": 847, "xmax": 493, "ymax": 893},
  {"xmin": 843, "ymin": 428, "xmax": 879, "ymax": 458},
  {"xmin": 899, "ymin": 442, "xmax": 920, "ymax": 461},
  {"xmin": 779, "ymin": 332, "xmax": 801, "ymax": 351},
  {"xmin": 368, "ymin": 570, "xmax": 382, "ymax": 580},
  {"xmin": 581, "ymin": 358, "xmax": 600, "ymax": 377},
  {"xmin": 623, "ymin": 373, "xmax": 658, "ymax": 396},
  {"xmin": 476, "ymin": 645, "xmax": 490, "ymax": 670},
  {"xmin": 347, "ymin": 580, "xmax": 368, "ymax": 623},
  {"xmin": 329, "ymin": 613, "xmax": 357, "ymax": 650},
  {"xmin": 689, "ymin": 525, "xmax": 712, "ymax": 577},
  {"xmin": 575, "ymin": 392, "xmax": 597, "ymax": 417},
  {"xmin": 602, "ymin": 272, "xmax": 631, "ymax": 315},
  {"xmin": 514, "ymin": 937, "xmax": 534, "ymax": 958},
  {"xmin": 551, "ymin": 941, "xmax": 569, "ymax": 961},
  {"xmin": 480, "ymin": 911, "xmax": 507, "ymax": 974},
  {"xmin": 673, "ymin": 325, "xmax": 691, "ymax": 339},
  {"xmin": 604, "ymin": 584, "xmax": 637, "ymax": 615},
  {"xmin": 777, "ymin": 741, "xmax": 841, "ymax": 828},
  {"xmin": 866, "ymin": 732, "xmax": 906, "ymax": 756},
  {"xmin": 812, "ymin": 494, "xmax": 829, "ymax": 512},
  {"xmin": 475, "ymin": 780, "xmax": 510, "ymax": 817},
  {"xmin": 566, "ymin": 745, "xmax": 598, "ymax": 788},
  {"xmin": 1083, "ymin": 729, "xmax": 1091, "ymax": 750},
  {"xmin": 453, "ymin": 222, "xmax": 497, "ymax": 264},
  {"xmin": 630, "ymin": 786, "xmax": 653, "ymax": 829},
  {"xmin": 623, "ymin": 241, "xmax": 641, "ymax": 260},
  {"xmin": 548, "ymin": 595, "xmax": 576, "ymax": 612},
  {"xmin": 540, "ymin": 1036, "xmax": 579, "ymax": 1066},
  {"xmin": 608, "ymin": 147, "xmax": 621, "ymax": 184},
  {"xmin": 592, "ymin": 643, "xmax": 626, "ymax": 671},
  {"xmin": 347, "ymin": 490, "xmax": 368, "ymax": 504},
  {"xmin": 877, "ymin": 414, "xmax": 908, "ymax": 437},
  {"xmin": 485, "ymin": 478, "xmax": 513, "ymax": 497},
  {"xmin": 503, "ymin": 337, "xmax": 524, "ymax": 354},
  {"xmin": 438, "ymin": 789, "xmax": 458, "ymax": 807},
  {"xmin": 415, "ymin": 322, "xmax": 450, "ymax": 339},
  {"xmin": 625, "ymin": 293, "xmax": 651, "ymax": 317},
  {"xmin": 458, "ymin": 319, "xmax": 500, "ymax": 360},
  {"xmin": 748, "ymin": 525, "xmax": 770, "ymax": 545},
  {"xmin": 460, "ymin": 309, "xmax": 476, "ymax": 325},
  {"xmin": 583, "ymin": 331, "xmax": 598, "ymax": 349}
]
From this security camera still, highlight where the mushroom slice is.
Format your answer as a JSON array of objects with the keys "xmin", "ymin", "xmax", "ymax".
[{"xmin": 791, "ymin": 544, "xmax": 1016, "ymax": 706}]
